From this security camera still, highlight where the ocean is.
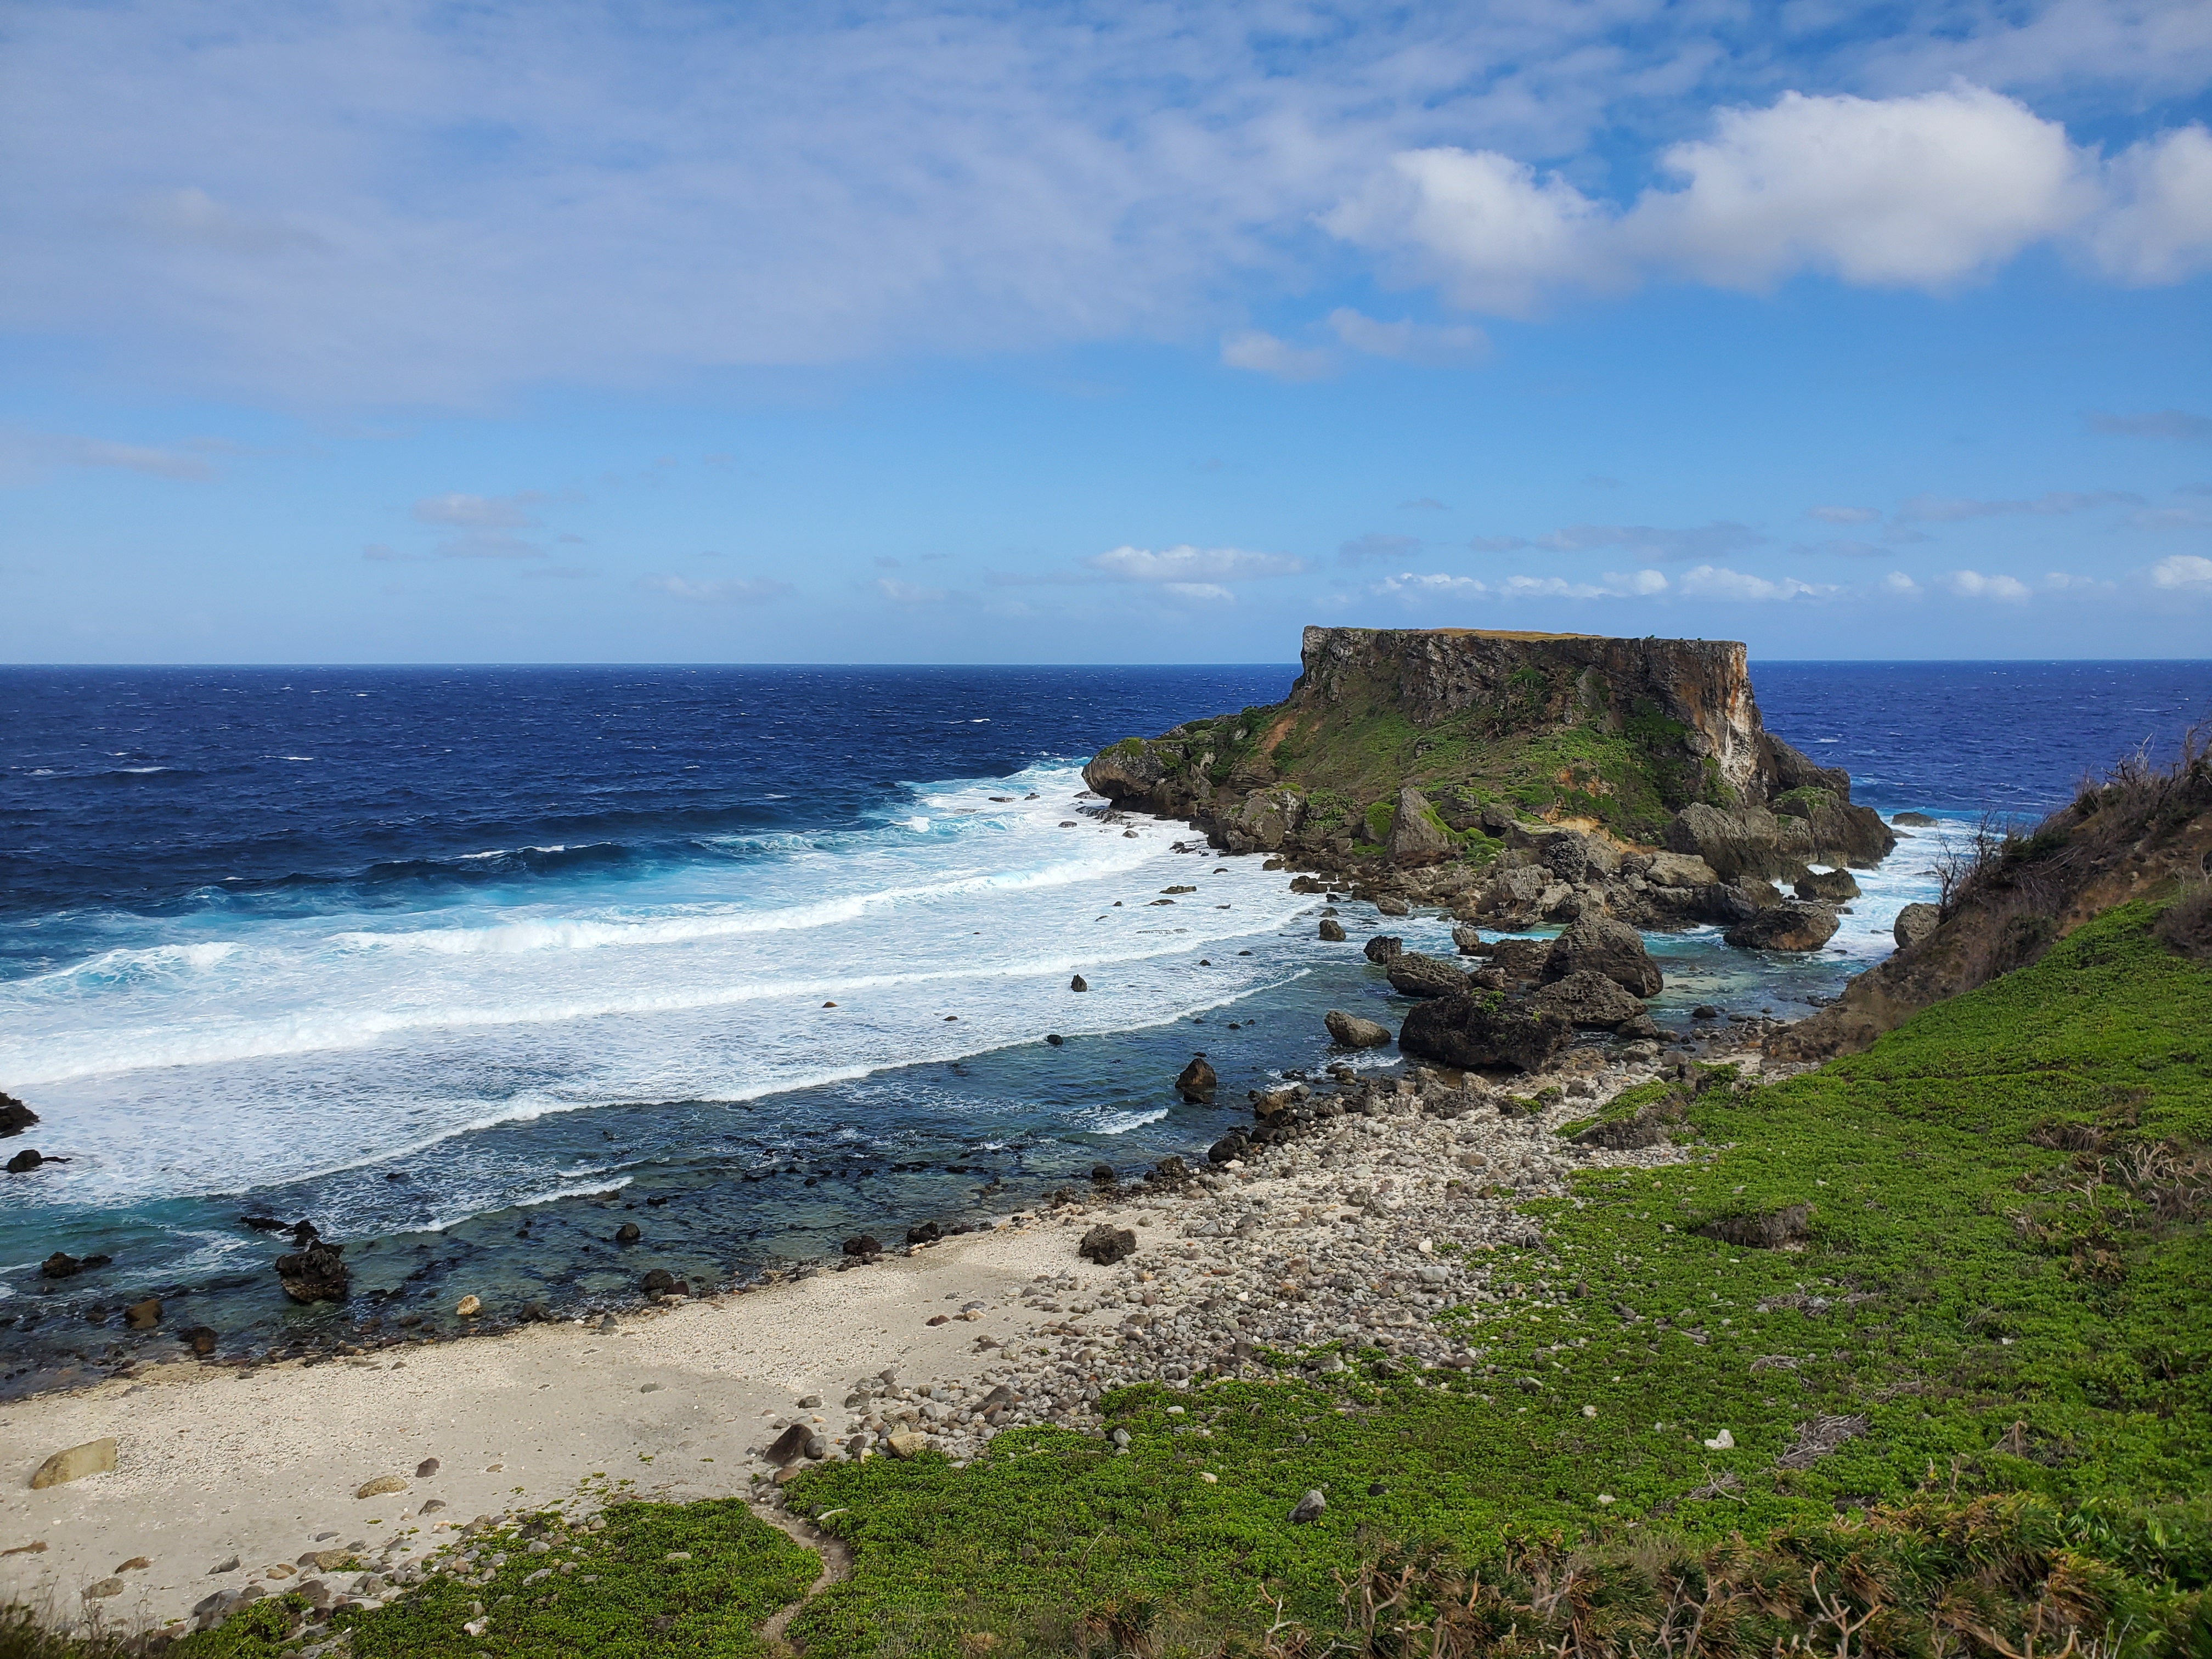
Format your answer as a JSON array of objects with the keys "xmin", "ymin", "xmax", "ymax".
[{"xmin": 1, "ymin": 660, "xmax": 2205, "ymax": 1387}]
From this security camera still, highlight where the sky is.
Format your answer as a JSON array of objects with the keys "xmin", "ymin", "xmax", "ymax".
[{"xmin": 3, "ymin": 1, "xmax": 2211, "ymax": 664}]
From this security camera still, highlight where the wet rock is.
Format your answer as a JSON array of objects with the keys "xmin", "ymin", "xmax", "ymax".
[
  {"xmin": 31, "ymin": 1438, "xmax": 116, "ymax": 1489},
  {"xmin": 275, "ymin": 1239, "xmax": 349, "ymax": 1305},
  {"xmin": 1375, "ymin": 895, "xmax": 1410, "ymax": 917},
  {"xmin": 1206, "ymin": 1133, "xmax": 1248, "ymax": 1165},
  {"xmin": 5, "ymin": 1149, "xmax": 42, "ymax": 1174},
  {"xmin": 123, "ymin": 1297, "xmax": 161, "ymax": 1331},
  {"xmin": 1451, "ymin": 925, "xmax": 1486, "ymax": 955},
  {"xmin": 640, "ymin": 1268, "xmax": 681, "ymax": 1295},
  {"xmin": 1175, "ymin": 1055, "xmax": 1218, "ymax": 1102},
  {"xmin": 1699, "ymin": 1204, "xmax": 1813, "ymax": 1249},
  {"xmin": 415, "ymin": 1457, "xmax": 440, "ymax": 1479},
  {"xmin": 1317, "ymin": 918, "xmax": 1346, "ymax": 942},
  {"xmin": 1079, "ymin": 1224, "xmax": 1138, "ymax": 1266},
  {"xmin": 1530, "ymin": 969, "xmax": 1646, "ymax": 1029},
  {"xmin": 454, "ymin": 1295, "xmax": 482, "ymax": 1318},
  {"xmin": 1046, "ymin": 1033, "xmax": 1064, "ymax": 1046},
  {"xmin": 239, "ymin": 1215, "xmax": 285, "ymax": 1232},
  {"xmin": 1893, "ymin": 902, "xmax": 1940, "ymax": 949},
  {"xmin": 1288, "ymin": 1489, "xmax": 1326, "ymax": 1524},
  {"xmin": 1148, "ymin": 1155, "xmax": 1191, "ymax": 1184},
  {"xmin": 1795, "ymin": 868, "xmax": 1860, "ymax": 902},
  {"xmin": 1323, "ymin": 1011, "xmax": 1392, "ymax": 1048},
  {"xmin": 906, "ymin": 1221, "xmax": 943, "ymax": 1245},
  {"xmin": 1485, "ymin": 939, "xmax": 1549, "ymax": 981},
  {"xmin": 1542, "ymin": 915, "xmax": 1663, "ymax": 997},
  {"xmin": 1398, "ymin": 994, "xmax": 1570, "ymax": 1073},
  {"xmin": 1090, "ymin": 1163, "xmax": 1116, "ymax": 1185},
  {"xmin": 0, "ymin": 1093, "xmax": 37, "ymax": 1137},
  {"xmin": 1385, "ymin": 952, "xmax": 1470, "ymax": 999},
  {"xmin": 517, "ymin": 1300, "xmax": 551, "ymax": 1322},
  {"xmin": 1069, "ymin": 974, "xmax": 1088, "ymax": 992},
  {"xmin": 614, "ymin": 1222, "xmax": 641, "ymax": 1244},
  {"xmin": 179, "ymin": 1325, "xmax": 218, "ymax": 1357},
  {"xmin": 1893, "ymin": 811, "xmax": 1937, "ymax": 827},
  {"xmin": 842, "ymin": 1235, "xmax": 883, "ymax": 1258},
  {"xmin": 1724, "ymin": 901, "xmax": 1840, "ymax": 952},
  {"xmin": 1691, "ymin": 1004, "xmax": 1720, "ymax": 1020}
]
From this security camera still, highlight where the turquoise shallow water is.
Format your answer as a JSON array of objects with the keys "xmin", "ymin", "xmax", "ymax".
[{"xmin": 0, "ymin": 660, "xmax": 2204, "ymax": 1386}]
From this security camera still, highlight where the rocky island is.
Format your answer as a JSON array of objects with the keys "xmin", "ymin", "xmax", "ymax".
[{"xmin": 1085, "ymin": 625, "xmax": 1893, "ymax": 943}]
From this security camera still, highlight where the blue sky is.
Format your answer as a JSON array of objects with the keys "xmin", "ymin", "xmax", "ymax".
[{"xmin": 3, "ymin": 1, "xmax": 2210, "ymax": 663}]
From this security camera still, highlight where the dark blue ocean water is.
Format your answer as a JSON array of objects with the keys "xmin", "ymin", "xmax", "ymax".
[{"xmin": 0, "ymin": 659, "xmax": 2205, "ymax": 1388}]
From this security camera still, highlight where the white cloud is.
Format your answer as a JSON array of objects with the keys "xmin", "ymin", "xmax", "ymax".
[
  {"xmin": 411, "ymin": 492, "xmax": 541, "ymax": 528},
  {"xmin": 2151, "ymin": 554, "xmax": 2212, "ymax": 589},
  {"xmin": 1083, "ymin": 545, "xmax": 1308, "ymax": 582},
  {"xmin": 1942, "ymin": 569, "xmax": 2034, "ymax": 601},
  {"xmin": 1327, "ymin": 83, "xmax": 2212, "ymax": 315},
  {"xmin": 637, "ymin": 573, "xmax": 793, "ymax": 603},
  {"xmin": 2084, "ymin": 124, "xmax": 2212, "ymax": 283},
  {"xmin": 1675, "ymin": 565, "xmax": 1837, "ymax": 600},
  {"xmin": 1883, "ymin": 571, "xmax": 1922, "ymax": 595},
  {"xmin": 1808, "ymin": 505, "xmax": 1880, "ymax": 524},
  {"xmin": 1325, "ymin": 308, "xmax": 1488, "ymax": 364},
  {"xmin": 1370, "ymin": 568, "xmax": 1667, "ymax": 603},
  {"xmin": 1220, "ymin": 330, "xmax": 1334, "ymax": 382}
]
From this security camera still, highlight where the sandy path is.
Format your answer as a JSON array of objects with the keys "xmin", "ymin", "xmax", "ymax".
[{"xmin": 0, "ymin": 1209, "xmax": 1140, "ymax": 1635}]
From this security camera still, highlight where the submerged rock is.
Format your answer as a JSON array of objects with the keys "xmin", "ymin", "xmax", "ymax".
[{"xmin": 274, "ymin": 1239, "xmax": 348, "ymax": 1305}]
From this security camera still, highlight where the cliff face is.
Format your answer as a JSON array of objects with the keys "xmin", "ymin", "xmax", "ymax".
[{"xmin": 1085, "ymin": 628, "xmax": 1893, "ymax": 890}]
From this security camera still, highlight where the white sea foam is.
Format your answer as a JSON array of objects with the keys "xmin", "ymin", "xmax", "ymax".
[{"xmin": 0, "ymin": 765, "xmax": 1310, "ymax": 1205}]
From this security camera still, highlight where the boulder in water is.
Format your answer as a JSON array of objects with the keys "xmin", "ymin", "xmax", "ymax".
[
  {"xmin": 1317, "ymin": 918, "xmax": 1346, "ymax": 941},
  {"xmin": 1724, "ymin": 901, "xmax": 1840, "ymax": 952},
  {"xmin": 1175, "ymin": 1055, "xmax": 1218, "ymax": 1102},
  {"xmin": 1795, "ymin": 868, "xmax": 1861, "ymax": 902},
  {"xmin": 0, "ymin": 1092, "xmax": 37, "ymax": 1138},
  {"xmin": 5, "ymin": 1148, "xmax": 41, "ymax": 1174},
  {"xmin": 1069, "ymin": 974, "xmax": 1088, "ymax": 992},
  {"xmin": 274, "ymin": 1239, "xmax": 349, "ymax": 1304},
  {"xmin": 1362, "ymin": 935, "xmax": 1403, "ymax": 964},
  {"xmin": 1323, "ymin": 1011, "xmax": 1392, "ymax": 1048},
  {"xmin": 1541, "ymin": 915, "xmax": 1662, "ymax": 997}
]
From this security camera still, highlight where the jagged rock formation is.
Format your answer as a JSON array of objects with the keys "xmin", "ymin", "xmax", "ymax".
[{"xmin": 1086, "ymin": 626, "xmax": 1893, "ymax": 938}]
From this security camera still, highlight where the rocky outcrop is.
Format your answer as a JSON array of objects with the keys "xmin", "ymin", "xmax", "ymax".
[
  {"xmin": 1893, "ymin": 903, "xmax": 1940, "ymax": 949},
  {"xmin": 0, "ymin": 1093, "xmax": 37, "ymax": 1137},
  {"xmin": 1398, "ymin": 994, "xmax": 1571, "ymax": 1072},
  {"xmin": 1384, "ymin": 786, "xmax": 1452, "ymax": 866},
  {"xmin": 1542, "ymin": 915, "xmax": 1662, "ymax": 997}
]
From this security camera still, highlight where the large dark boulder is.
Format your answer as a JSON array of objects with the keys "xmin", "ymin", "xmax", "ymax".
[
  {"xmin": 1079, "ymin": 1224, "xmax": 1138, "ymax": 1265},
  {"xmin": 1724, "ymin": 901, "xmax": 1840, "ymax": 952},
  {"xmin": 274, "ymin": 1239, "xmax": 349, "ymax": 1304},
  {"xmin": 1175, "ymin": 1055, "xmax": 1218, "ymax": 1102},
  {"xmin": 1795, "ymin": 868, "xmax": 1861, "ymax": 902},
  {"xmin": 1487, "ymin": 939, "xmax": 1550, "ymax": 981},
  {"xmin": 1530, "ymin": 970, "xmax": 1645, "ymax": 1028},
  {"xmin": 1384, "ymin": 952, "xmax": 1470, "ymax": 999},
  {"xmin": 1541, "ymin": 915, "xmax": 1662, "ymax": 997},
  {"xmin": 0, "ymin": 1093, "xmax": 37, "ymax": 1137},
  {"xmin": 1362, "ymin": 935, "xmax": 1403, "ymax": 963},
  {"xmin": 1398, "ymin": 994, "xmax": 1570, "ymax": 1073}
]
